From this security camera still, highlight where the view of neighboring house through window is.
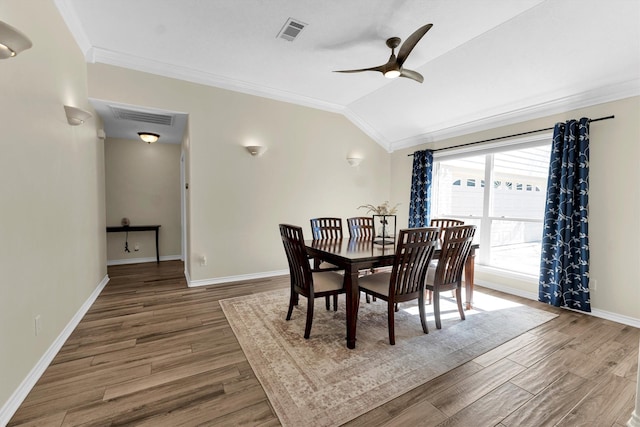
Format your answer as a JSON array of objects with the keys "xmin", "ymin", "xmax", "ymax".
[{"xmin": 432, "ymin": 140, "xmax": 552, "ymax": 276}]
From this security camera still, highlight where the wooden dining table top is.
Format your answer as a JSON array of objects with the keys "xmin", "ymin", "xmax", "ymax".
[
  {"xmin": 305, "ymin": 237, "xmax": 478, "ymax": 265},
  {"xmin": 305, "ymin": 237, "xmax": 398, "ymax": 266}
]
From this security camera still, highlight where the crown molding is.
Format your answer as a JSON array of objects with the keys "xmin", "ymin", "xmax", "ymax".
[
  {"xmin": 389, "ymin": 78, "xmax": 640, "ymax": 152},
  {"xmin": 89, "ymin": 47, "xmax": 347, "ymax": 115},
  {"xmin": 54, "ymin": 0, "xmax": 92, "ymax": 56},
  {"xmin": 88, "ymin": 47, "xmax": 401, "ymax": 151},
  {"xmin": 83, "ymin": 46, "xmax": 638, "ymax": 155},
  {"xmin": 341, "ymin": 108, "xmax": 392, "ymax": 152}
]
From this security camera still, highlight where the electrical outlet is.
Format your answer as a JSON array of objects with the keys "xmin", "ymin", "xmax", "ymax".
[
  {"xmin": 591, "ymin": 278, "xmax": 597, "ymax": 291},
  {"xmin": 34, "ymin": 315, "xmax": 42, "ymax": 336},
  {"xmin": 201, "ymin": 255, "xmax": 207, "ymax": 266},
  {"xmin": 134, "ymin": 242, "xmax": 140, "ymax": 252}
]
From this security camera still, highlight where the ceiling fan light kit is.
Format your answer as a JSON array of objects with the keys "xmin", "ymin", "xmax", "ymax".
[
  {"xmin": 384, "ymin": 69, "xmax": 401, "ymax": 79},
  {"xmin": 334, "ymin": 23, "xmax": 433, "ymax": 84}
]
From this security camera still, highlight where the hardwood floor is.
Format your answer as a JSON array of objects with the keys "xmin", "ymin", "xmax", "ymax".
[{"xmin": 9, "ymin": 261, "xmax": 638, "ymax": 426}]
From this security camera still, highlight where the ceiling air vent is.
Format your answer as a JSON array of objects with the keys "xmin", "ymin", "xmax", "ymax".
[
  {"xmin": 277, "ymin": 18, "xmax": 306, "ymax": 42},
  {"xmin": 110, "ymin": 106, "xmax": 174, "ymax": 126}
]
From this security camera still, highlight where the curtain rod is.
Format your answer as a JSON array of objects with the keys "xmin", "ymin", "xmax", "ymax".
[{"xmin": 408, "ymin": 115, "xmax": 615, "ymax": 156}]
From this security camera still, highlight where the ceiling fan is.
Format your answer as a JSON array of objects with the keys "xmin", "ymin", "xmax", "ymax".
[{"xmin": 333, "ymin": 23, "xmax": 433, "ymax": 83}]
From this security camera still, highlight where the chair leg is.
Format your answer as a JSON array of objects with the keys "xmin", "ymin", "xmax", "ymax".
[
  {"xmin": 325, "ymin": 295, "xmax": 330, "ymax": 310},
  {"xmin": 418, "ymin": 292, "xmax": 429, "ymax": 334},
  {"xmin": 304, "ymin": 297, "xmax": 314, "ymax": 339},
  {"xmin": 333, "ymin": 294, "xmax": 338, "ymax": 311},
  {"xmin": 387, "ymin": 301, "xmax": 396, "ymax": 345},
  {"xmin": 455, "ymin": 287, "xmax": 466, "ymax": 321},
  {"xmin": 434, "ymin": 290, "xmax": 442, "ymax": 329},
  {"xmin": 286, "ymin": 291, "xmax": 296, "ymax": 320},
  {"xmin": 366, "ymin": 293, "xmax": 371, "ymax": 303}
]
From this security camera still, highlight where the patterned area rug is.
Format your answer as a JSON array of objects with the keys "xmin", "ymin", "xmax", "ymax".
[{"xmin": 220, "ymin": 288, "xmax": 556, "ymax": 427}]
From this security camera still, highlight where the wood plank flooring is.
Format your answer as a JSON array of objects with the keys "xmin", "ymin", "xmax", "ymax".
[{"xmin": 8, "ymin": 261, "xmax": 639, "ymax": 426}]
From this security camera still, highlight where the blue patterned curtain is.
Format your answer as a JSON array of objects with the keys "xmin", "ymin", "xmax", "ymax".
[
  {"xmin": 539, "ymin": 118, "xmax": 590, "ymax": 312},
  {"xmin": 408, "ymin": 150, "xmax": 433, "ymax": 227}
]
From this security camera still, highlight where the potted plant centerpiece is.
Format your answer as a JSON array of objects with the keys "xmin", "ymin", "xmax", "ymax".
[{"xmin": 358, "ymin": 201, "xmax": 400, "ymax": 245}]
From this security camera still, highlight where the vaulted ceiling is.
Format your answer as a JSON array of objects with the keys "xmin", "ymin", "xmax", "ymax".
[{"xmin": 55, "ymin": 0, "xmax": 640, "ymax": 149}]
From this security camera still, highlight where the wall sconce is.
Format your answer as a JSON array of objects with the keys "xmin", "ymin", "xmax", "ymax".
[
  {"xmin": 346, "ymin": 156, "xmax": 363, "ymax": 167},
  {"xmin": 138, "ymin": 132, "xmax": 160, "ymax": 144},
  {"xmin": 245, "ymin": 145, "xmax": 267, "ymax": 156},
  {"xmin": 64, "ymin": 105, "xmax": 92, "ymax": 126},
  {"xmin": 97, "ymin": 129, "xmax": 106, "ymax": 140},
  {"xmin": 0, "ymin": 20, "xmax": 32, "ymax": 59}
]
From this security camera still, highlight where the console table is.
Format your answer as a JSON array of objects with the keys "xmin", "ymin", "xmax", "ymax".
[{"xmin": 106, "ymin": 225, "xmax": 161, "ymax": 263}]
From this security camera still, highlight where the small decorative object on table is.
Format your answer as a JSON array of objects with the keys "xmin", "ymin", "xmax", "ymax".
[
  {"xmin": 121, "ymin": 217, "xmax": 130, "ymax": 227},
  {"xmin": 358, "ymin": 201, "xmax": 399, "ymax": 245}
]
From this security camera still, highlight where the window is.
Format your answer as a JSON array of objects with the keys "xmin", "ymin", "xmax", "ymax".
[{"xmin": 432, "ymin": 141, "xmax": 551, "ymax": 276}]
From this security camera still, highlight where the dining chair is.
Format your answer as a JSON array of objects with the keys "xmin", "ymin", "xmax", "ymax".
[
  {"xmin": 425, "ymin": 224, "xmax": 476, "ymax": 329},
  {"xmin": 358, "ymin": 227, "xmax": 440, "ymax": 345},
  {"xmin": 426, "ymin": 218, "xmax": 466, "ymax": 301},
  {"xmin": 279, "ymin": 224, "xmax": 346, "ymax": 339},
  {"xmin": 309, "ymin": 217, "xmax": 343, "ymax": 270},
  {"xmin": 309, "ymin": 217, "xmax": 344, "ymax": 309},
  {"xmin": 429, "ymin": 218, "xmax": 465, "ymax": 243},
  {"xmin": 310, "ymin": 217, "xmax": 343, "ymax": 240},
  {"xmin": 347, "ymin": 217, "xmax": 375, "ymax": 239},
  {"xmin": 347, "ymin": 216, "xmax": 381, "ymax": 302}
]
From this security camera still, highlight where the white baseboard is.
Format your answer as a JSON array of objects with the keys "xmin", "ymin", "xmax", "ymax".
[
  {"xmin": 476, "ymin": 279, "xmax": 640, "ymax": 328},
  {"xmin": 188, "ymin": 269, "xmax": 289, "ymax": 287},
  {"xmin": 107, "ymin": 255, "xmax": 182, "ymax": 266},
  {"xmin": 0, "ymin": 274, "xmax": 110, "ymax": 426}
]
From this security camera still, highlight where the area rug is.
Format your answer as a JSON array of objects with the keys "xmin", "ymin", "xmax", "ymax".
[{"xmin": 219, "ymin": 288, "xmax": 556, "ymax": 427}]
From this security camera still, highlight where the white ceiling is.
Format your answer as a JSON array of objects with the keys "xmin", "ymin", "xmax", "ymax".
[{"xmin": 56, "ymin": 0, "xmax": 640, "ymax": 149}]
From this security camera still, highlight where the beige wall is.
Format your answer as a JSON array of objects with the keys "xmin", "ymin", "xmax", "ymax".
[
  {"xmin": 390, "ymin": 96, "xmax": 640, "ymax": 321},
  {"xmin": 104, "ymin": 138, "xmax": 182, "ymax": 263},
  {"xmin": 2, "ymin": 0, "xmax": 637, "ymax": 417},
  {"xmin": 0, "ymin": 0, "xmax": 107, "ymax": 410},
  {"xmin": 87, "ymin": 63, "xmax": 392, "ymax": 282}
]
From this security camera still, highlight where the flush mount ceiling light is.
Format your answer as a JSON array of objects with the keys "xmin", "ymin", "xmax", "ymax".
[
  {"xmin": 64, "ymin": 105, "xmax": 92, "ymax": 126},
  {"xmin": 245, "ymin": 145, "xmax": 267, "ymax": 156},
  {"xmin": 138, "ymin": 132, "xmax": 160, "ymax": 144},
  {"xmin": 0, "ymin": 20, "xmax": 32, "ymax": 59}
]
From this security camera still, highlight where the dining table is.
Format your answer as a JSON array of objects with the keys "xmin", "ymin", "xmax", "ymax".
[{"xmin": 305, "ymin": 237, "xmax": 479, "ymax": 349}]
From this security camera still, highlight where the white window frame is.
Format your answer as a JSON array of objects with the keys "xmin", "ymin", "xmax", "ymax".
[{"xmin": 431, "ymin": 132, "xmax": 553, "ymax": 276}]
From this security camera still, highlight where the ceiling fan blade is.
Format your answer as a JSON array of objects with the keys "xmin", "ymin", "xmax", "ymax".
[
  {"xmin": 399, "ymin": 69, "xmax": 424, "ymax": 83},
  {"xmin": 333, "ymin": 65, "xmax": 385, "ymax": 74},
  {"xmin": 397, "ymin": 23, "xmax": 433, "ymax": 67}
]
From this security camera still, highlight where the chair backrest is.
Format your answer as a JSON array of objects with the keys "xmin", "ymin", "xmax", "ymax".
[
  {"xmin": 310, "ymin": 217, "xmax": 343, "ymax": 239},
  {"xmin": 388, "ymin": 227, "xmax": 440, "ymax": 299},
  {"xmin": 347, "ymin": 217, "xmax": 374, "ymax": 238},
  {"xmin": 279, "ymin": 224, "xmax": 313, "ymax": 294},
  {"xmin": 430, "ymin": 218, "xmax": 465, "ymax": 243},
  {"xmin": 433, "ymin": 225, "xmax": 476, "ymax": 286}
]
